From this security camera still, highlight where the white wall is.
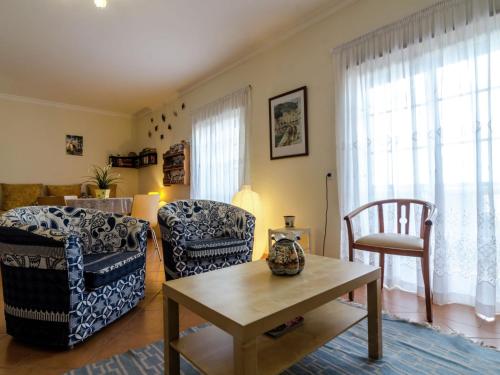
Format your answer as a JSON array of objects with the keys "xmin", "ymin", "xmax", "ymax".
[
  {"xmin": 0, "ymin": 97, "xmax": 138, "ymax": 196},
  {"xmin": 133, "ymin": 0, "xmax": 437, "ymax": 259}
]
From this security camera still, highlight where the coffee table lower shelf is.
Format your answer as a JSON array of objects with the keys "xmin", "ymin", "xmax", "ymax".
[{"xmin": 170, "ymin": 300, "xmax": 367, "ymax": 375}]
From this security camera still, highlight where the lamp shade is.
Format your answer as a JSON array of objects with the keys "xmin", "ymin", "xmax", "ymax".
[
  {"xmin": 231, "ymin": 185, "xmax": 261, "ymax": 216},
  {"xmin": 94, "ymin": 0, "xmax": 107, "ymax": 8},
  {"xmin": 232, "ymin": 185, "xmax": 263, "ymax": 261}
]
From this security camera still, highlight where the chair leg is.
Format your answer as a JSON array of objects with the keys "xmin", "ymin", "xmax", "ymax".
[
  {"xmin": 421, "ymin": 257, "xmax": 432, "ymax": 323},
  {"xmin": 151, "ymin": 227, "xmax": 162, "ymax": 262},
  {"xmin": 348, "ymin": 245, "xmax": 354, "ymax": 301},
  {"xmin": 379, "ymin": 253, "xmax": 385, "ymax": 290}
]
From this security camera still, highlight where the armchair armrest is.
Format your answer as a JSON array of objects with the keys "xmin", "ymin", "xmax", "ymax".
[
  {"xmin": 158, "ymin": 211, "xmax": 187, "ymax": 255},
  {"xmin": 226, "ymin": 209, "xmax": 255, "ymax": 244},
  {"xmin": 0, "ymin": 225, "xmax": 84, "ymax": 271},
  {"xmin": 344, "ymin": 201, "xmax": 379, "ymax": 222},
  {"xmin": 424, "ymin": 206, "xmax": 437, "ymax": 226},
  {"xmin": 344, "ymin": 203, "xmax": 379, "ymax": 244}
]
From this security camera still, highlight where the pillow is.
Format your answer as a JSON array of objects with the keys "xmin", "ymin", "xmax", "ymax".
[
  {"xmin": 46, "ymin": 184, "xmax": 82, "ymax": 197},
  {"xmin": 1, "ymin": 183, "xmax": 44, "ymax": 211},
  {"xmin": 86, "ymin": 184, "xmax": 117, "ymax": 198}
]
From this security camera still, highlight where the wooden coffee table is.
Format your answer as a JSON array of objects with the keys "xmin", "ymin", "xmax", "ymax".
[{"xmin": 163, "ymin": 254, "xmax": 381, "ymax": 374}]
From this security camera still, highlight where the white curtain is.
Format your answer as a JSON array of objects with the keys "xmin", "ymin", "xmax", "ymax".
[
  {"xmin": 334, "ymin": 0, "xmax": 500, "ymax": 320},
  {"xmin": 191, "ymin": 86, "xmax": 251, "ymax": 203}
]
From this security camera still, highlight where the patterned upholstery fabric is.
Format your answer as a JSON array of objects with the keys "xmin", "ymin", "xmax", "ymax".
[
  {"xmin": 0, "ymin": 206, "xmax": 148, "ymax": 347},
  {"xmin": 158, "ymin": 200, "xmax": 255, "ymax": 279},
  {"xmin": 83, "ymin": 251, "xmax": 145, "ymax": 289},
  {"xmin": 185, "ymin": 237, "xmax": 247, "ymax": 259}
]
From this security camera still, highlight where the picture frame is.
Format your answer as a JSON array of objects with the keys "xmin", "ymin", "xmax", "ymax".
[
  {"xmin": 269, "ymin": 86, "xmax": 308, "ymax": 160},
  {"xmin": 66, "ymin": 135, "xmax": 83, "ymax": 156}
]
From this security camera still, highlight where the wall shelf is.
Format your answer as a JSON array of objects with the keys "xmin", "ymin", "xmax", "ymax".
[
  {"xmin": 109, "ymin": 150, "xmax": 157, "ymax": 169},
  {"xmin": 163, "ymin": 141, "xmax": 190, "ymax": 185}
]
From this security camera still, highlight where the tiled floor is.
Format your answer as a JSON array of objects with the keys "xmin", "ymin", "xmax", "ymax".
[{"xmin": 0, "ymin": 241, "xmax": 499, "ymax": 374}]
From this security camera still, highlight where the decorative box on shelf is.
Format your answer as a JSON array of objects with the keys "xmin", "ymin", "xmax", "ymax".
[
  {"xmin": 163, "ymin": 140, "xmax": 190, "ymax": 185},
  {"xmin": 109, "ymin": 148, "xmax": 157, "ymax": 169}
]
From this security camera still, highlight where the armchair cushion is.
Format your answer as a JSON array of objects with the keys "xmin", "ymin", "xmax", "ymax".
[
  {"xmin": 83, "ymin": 251, "xmax": 144, "ymax": 289},
  {"xmin": 185, "ymin": 237, "xmax": 247, "ymax": 259},
  {"xmin": 355, "ymin": 233, "xmax": 423, "ymax": 250}
]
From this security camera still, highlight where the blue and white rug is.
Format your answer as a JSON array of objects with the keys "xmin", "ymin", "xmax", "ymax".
[{"xmin": 66, "ymin": 315, "xmax": 500, "ymax": 374}]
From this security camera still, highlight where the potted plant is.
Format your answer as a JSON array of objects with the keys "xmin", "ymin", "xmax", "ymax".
[{"xmin": 85, "ymin": 164, "xmax": 121, "ymax": 199}]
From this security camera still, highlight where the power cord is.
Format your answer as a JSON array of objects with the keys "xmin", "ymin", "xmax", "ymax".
[{"xmin": 322, "ymin": 172, "xmax": 332, "ymax": 256}]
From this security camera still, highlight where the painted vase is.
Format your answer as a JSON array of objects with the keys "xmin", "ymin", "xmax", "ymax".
[
  {"xmin": 267, "ymin": 237, "xmax": 305, "ymax": 276},
  {"xmin": 94, "ymin": 189, "xmax": 110, "ymax": 199}
]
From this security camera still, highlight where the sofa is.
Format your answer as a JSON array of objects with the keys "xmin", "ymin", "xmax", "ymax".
[
  {"xmin": 0, "ymin": 206, "xmax": 148, "ymax": 347},
  {"xmin": 158, "ymin": 199, "xmax": 255, "ymax": 279},
  {"xmin": 0, "ymin": 183, "xmax": 119, "ymax": 214}
]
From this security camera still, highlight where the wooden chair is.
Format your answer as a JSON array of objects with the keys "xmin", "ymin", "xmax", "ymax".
[{"xmin": 344, "ymin": 199, "xmax": 437, "ymax": 322}]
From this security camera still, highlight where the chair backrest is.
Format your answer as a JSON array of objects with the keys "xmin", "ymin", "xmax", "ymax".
[
  {"xmin": 372, "ymin": 199, "xmax": 435, "ymax": 238},
  {"xmin": 131, "ymin": 194, "xmax": 159, "ymax": 226},
  {"xmin": 1, "ymin": 206, "xmax": 148, "ymax": 255},
  {"xmin": 159, "ymin": 199, "xmax": 250, "ymax": 241},
  {"xmin": 37, "ymin": 196, "xmax": 66, "ymax": 205},
  {"xmin": 64, "ymin": 195, "xmax": 78, "ymax": 203}
]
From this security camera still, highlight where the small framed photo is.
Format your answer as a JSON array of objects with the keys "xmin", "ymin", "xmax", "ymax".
[
  {"xmin": 269, "ymin": 86, "xmax": 308, "ymax": 160},
  {"xmin": 66, "ymin": 135, "xmax": 83, "ymax": 156}
]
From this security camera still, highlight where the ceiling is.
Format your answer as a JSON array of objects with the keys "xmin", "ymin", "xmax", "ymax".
[{"xmin": 0, "ymin": 0, "xmax": 342, "ymax": 114}]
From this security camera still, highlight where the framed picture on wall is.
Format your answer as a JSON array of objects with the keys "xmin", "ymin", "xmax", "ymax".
[
  {"xmin": 66, "ymin": 135, "xmax": 83, "ymax": 156},
  {"xmin": 269, "ymin": 86, "xmax": 308, "ymax": 160}
]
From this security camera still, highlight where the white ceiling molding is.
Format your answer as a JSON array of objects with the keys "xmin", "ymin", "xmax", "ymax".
[
  {"xmin": 0, "ymin": 92, "xmax": 131, "ymax": 119},
  {"xmin": 179, "ymin": 0, "xmax": 358, "ymax": 97}
]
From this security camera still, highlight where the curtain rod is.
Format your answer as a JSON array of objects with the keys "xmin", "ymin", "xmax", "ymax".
[
  {"xmin": 331, "ymin": 0, "xmax": 465, "ymax": 54},
  {"xmin": 190, "ymin": 84, "xmax": 252, "ymax": 114}
]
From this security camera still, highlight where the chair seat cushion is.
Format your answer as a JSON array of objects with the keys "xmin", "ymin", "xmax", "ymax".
[
  {"xmin": 185, "ymin": 237, "xmax": 247, "ymax": 259},
  {"xmin": 83, "ymin": 251, "xmax": 144, "ymax": 289},
  {"xmin": 355, "ymin": 233, "xmax": 424, "ymax": 250}
]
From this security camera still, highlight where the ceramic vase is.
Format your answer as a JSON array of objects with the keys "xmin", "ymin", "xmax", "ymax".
[{"xmin": 267, "ymin": 237, "xmax": 305, "ymax": 276}]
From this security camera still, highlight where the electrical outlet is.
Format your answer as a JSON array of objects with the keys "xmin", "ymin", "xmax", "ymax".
[{"xmin": 326, "ymin": 172, "xmax": 333, "ymax": 178}]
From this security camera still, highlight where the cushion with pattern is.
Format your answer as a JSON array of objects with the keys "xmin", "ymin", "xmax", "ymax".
[{"xmin": 83, "ymin": 251, "xmax": 144, "ymax": 289}]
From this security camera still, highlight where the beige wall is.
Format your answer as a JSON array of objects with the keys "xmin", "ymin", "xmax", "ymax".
[
  {"xmin": 0, "ymin": 98, "xmax": 138, "ymax": 197},
  {"xmin": 140, "ymin": 0, "xmax": 438, "ymax": 258}
]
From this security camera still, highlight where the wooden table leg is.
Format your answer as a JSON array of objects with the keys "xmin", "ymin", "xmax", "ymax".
[
  {"xmin": 233, "ymin": 337, "xmax": 257, "ymax": 375},
  {"xmin": 163, "ymin": 285, "xmax": 180, "ymax": 375},
  {"xmin": 367, "ymin": 278, "xmax": 382, "ymax": 360}
]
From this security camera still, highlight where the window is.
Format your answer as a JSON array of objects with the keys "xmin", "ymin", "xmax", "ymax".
[
  {"xmin": 191, "ymin": 87, "xmax": 250, "ymax": 203},
  {"xmin": 334, "ymin": 0, "xmax": 500, "ymax": 319}
]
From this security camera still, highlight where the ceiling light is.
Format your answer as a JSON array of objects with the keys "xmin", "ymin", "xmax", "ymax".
[{"xmin": 94, "ymin": 0, "xmax": 107, "ymax": 8}]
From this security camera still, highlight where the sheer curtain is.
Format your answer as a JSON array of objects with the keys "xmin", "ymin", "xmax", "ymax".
[
  {"xmin": 334, "ymin": 0, "xmax": 500, "ymax": 320},
  {"xmin": 191, "ymin": 86, "xmax": 251, "ymax": 203}
]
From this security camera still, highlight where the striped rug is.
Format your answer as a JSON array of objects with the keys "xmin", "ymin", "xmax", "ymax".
[{"xmin": 66, "ymin": 314, "xmax": 500, "ymax": 374}]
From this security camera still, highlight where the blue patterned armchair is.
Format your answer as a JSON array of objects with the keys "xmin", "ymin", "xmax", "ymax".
[
  {"xmin": 0, "ymin": 206, "xmax": 148, "ymax": 347},
  {"xmin": 158, "ymin": 200, "xmax": 255, "ymax": 279}
]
